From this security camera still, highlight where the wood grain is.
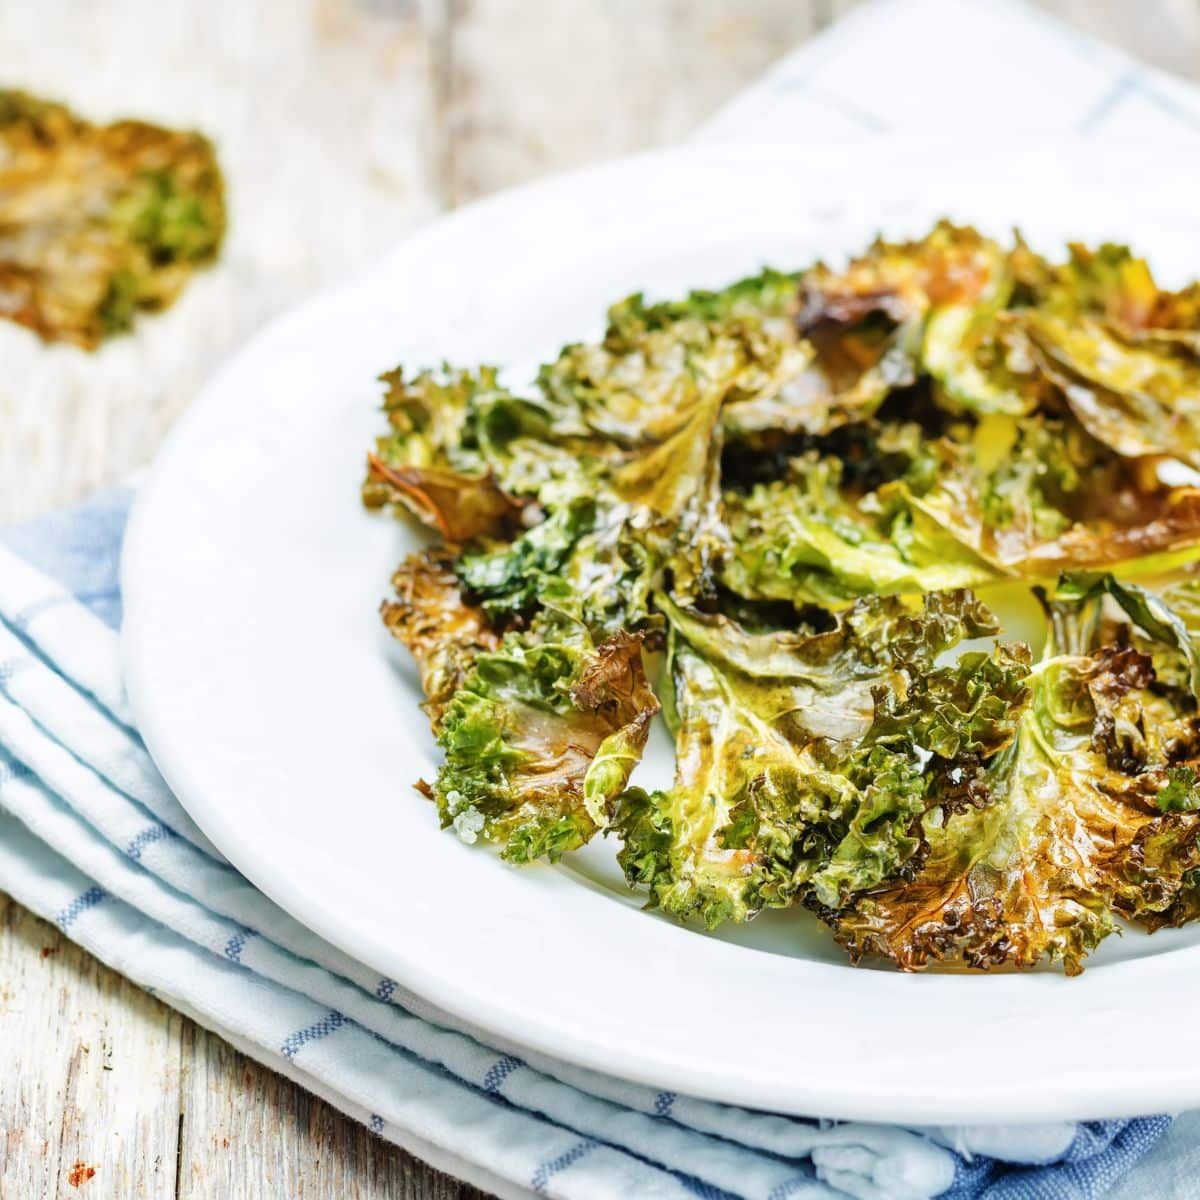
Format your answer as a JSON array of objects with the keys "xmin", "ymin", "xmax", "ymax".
[
  {"xmin": 4, "ymin": 2, "xmax": 1200, "ymax": 1198},
  {"xmin": 444, "ymin": 0, "xmax": 820, "ymax": 204},
  {"xmin": 0, "ymin": 893, "xmax": 182, "ymax": 1200},
  {"xmin": 0, "ymin": 893, "xmax": 484, "ymax": 1200}
]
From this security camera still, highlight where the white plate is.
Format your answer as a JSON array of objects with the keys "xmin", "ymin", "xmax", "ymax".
[{"xmin": 123, "ymin": 141, "xmax": 1200, "ymax": 1124}]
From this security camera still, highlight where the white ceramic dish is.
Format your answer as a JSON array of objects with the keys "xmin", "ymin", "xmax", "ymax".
[{"xmin": 123, "ymin": 141, "xmax": 1200, "ymax": 1123}]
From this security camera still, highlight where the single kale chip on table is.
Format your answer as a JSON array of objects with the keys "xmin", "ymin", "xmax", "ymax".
[
  {"xmin": 365, "ymin": 221, "xmax": 1200, "ymax": 974},
  {"xmin": 0, "ymin": 88, "xmax": 225, "ymax": 348}
]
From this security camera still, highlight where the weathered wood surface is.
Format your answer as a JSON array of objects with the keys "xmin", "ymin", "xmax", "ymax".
[
  {"xmin": 0, "ymin": 894, "xmax": 184, "ymax": 1200},
  {"xmin": 3, "ymin": 1, "xmax": 1200, "ymax": 1197}
]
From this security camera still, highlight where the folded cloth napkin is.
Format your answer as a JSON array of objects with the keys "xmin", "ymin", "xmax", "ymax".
[{"xmin": 3, "ymin": 3, "xmax": 1200, "ymax": 1197}]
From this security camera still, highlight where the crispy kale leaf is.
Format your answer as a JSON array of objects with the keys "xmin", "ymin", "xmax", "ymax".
[
  {"xmin": 796, "ymin": 221, "xmax": 1012, "ymax": 426},
  {"xmin": 832, "ymin": 575, "xmax": 1200, "ymax": 973},
  {"xmin": 904, "ymin": 417, "xmax": 1200, "ymax": 577},
  {"xmin": 0, "ymin": 89, "xmax": 224, "ymax": 347},
  {"xmin": 540, "ymin": 271, "xmax": 808, "ymax": 441},
  {"xmin": 722, "ymin": 408, "xmax": 1200, "ymax": 606},
  {"xmin": 362, "ymin": 366, "xmax": 553, "ymax": 540},
  {"xmin": 380, "ymin": 551, "xmax": 500, "ymax": 727},
  {"xmin": 614, "ymin": 591, "xmax": 1029, "ymax": 926},
  {"xmin": 722, "ymin": 446, "xmax": 997, "ymax": 606},
  {"xmin": 1022, "ymin": 313, "xmax": 1200, "ymax": 468},
  {"xmin": 429, "ymin": 619, "xmax": 660, "ymax": 863},
  {"xmin": 381, "ymin": 556, "xmax": 661, "ymax": 861},
  {"xmin": 920, "ymin": 237, "xmax": 1200, "ymax": 464}
]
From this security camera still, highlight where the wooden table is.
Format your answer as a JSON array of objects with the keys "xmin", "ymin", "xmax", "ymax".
[{"xmin": 2, "ymin": 2, "xmax": 1199, "ymax": 1196}]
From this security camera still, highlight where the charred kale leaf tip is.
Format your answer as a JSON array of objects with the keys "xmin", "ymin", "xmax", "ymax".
[{"xmin": 366, "ymin": 221, "xmax": 1200, "ymax": 974}]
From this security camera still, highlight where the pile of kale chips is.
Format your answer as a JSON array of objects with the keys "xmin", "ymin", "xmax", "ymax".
[{"xmin": 364, "ymin": 222, "xmax": 1200, "ymax": 974}]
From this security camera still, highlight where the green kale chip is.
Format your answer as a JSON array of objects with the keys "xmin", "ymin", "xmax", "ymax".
[
  {"xmin": 430, "ymin": 619, "xmax": 660, "ymax": 863},
  {"xmin": 613, "ymin": 590, "xmax": 1029, "ymax": 925},
  {"xmin": 0, "ymin": 89, "xmax": 224, "ymax": 347},
  {"xmin": 832, "ymin": 574, "xmax": 1200, "ymax": 974}
]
